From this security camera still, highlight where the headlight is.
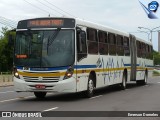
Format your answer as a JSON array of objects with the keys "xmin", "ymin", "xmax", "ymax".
[
  {"xmin": 14, "ymin": 67, "xmax": 20, "ymax": 79},
  {"xmin": 63, "ymin": 66, "xmax": 74, "ymax": 80}
]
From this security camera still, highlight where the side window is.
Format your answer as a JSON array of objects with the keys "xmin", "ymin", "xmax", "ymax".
[
  {"xmin": 137, "ymin": 41, "xmax": 142, "ymax": 58},
  {"xmin": 108, "ymin": 33, "xmax": 116, "ymax": 55},
  {"xmin": 98, "ymin": 31, "xmax": 108, "ymax": 55},
  {"xmin": 124, "ymin": 37, "xmax": 130, "ymax": 56},
  {"xmin": 77, "ymin": 30, "xmax": 87, "ymax": 61},
  {"xmin": 142, "ymin": 43, "xmax": 146, "ymax": 58},
  {"xmin": 87, "ymin": 28, "xmax": 98, "ymax": 54},
  {"xmin": 146, "ymin": 45, "xmax": 150, "ymax": 59},
  {"xmin": 116, "ymin": 35, "xmax": 124, "ymax": 56},
  {"xmin": 149, "ymin": 46, "xmax": 153, "ymax": 60}
]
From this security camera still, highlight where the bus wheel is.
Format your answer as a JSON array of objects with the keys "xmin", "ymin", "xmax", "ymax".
[
  {"xmin": 143, "ymin": 73, "xmax": 148, "ymax": 85},
  {"xmin": 34, "ymin": 92, "xmax": 47, "ymax": 99},
  {"xmin": 85, "ymin": 78, "xmax": 94, "ymax": 98},
  {"xmin": 137, "ymin": 73, "xmax": 147, "ymax": 85},
  {"xmin": 120, "ymin": 73, "xmax": 127, "ymax": 90}
]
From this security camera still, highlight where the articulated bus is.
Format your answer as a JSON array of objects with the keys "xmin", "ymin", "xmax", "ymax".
[{"xmin": 11, "ymin": 17, "xmax": 153, "ymax": 98}]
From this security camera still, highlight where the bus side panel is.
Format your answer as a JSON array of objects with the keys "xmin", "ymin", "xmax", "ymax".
[
  {"xmin": 136, "ymin": 58, "xmax": 145, "ymax": 80},
  {"xmin": 76, "ymin": 55, "xmax": 99, "ymax": 92},
  {"xmin": 146, "ymin": 59, "xmax": 153, "ymax": 78}
]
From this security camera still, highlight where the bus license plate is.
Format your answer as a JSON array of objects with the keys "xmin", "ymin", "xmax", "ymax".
[{"xmin": 35, "ymin": 85, "xmax": 46, "ymax": 89}]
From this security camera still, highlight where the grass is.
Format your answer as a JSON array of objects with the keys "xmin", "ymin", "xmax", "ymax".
[{"xmin": 153, "ymin": 70, "xmax": 160, "ymax": 76}]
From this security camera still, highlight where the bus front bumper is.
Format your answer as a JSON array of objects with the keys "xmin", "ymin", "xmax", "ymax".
[{"xmin": 14, "ymin": 77, "xmax": 77, "ymax": 93}]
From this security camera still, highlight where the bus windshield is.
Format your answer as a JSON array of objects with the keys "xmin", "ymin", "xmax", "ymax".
[{"xmin": 15, "ymin": 29, "xmax": 75, "ymax": 68}]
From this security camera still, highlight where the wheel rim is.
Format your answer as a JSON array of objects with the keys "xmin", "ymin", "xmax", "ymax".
[
  {"xmin": 144, "ymin": 75, "xmax": 147, "ymax": 83},
  {"xmin": 123, "ymin": 77, "xmax": 126, "ymax": 88},
  {"xmin": 88, "ymin": 80, "xmax": 94, "ymax": 93}
]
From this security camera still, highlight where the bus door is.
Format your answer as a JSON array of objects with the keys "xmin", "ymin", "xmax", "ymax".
[{"xmin": 130, "ymin": 34, "xmax": 137, "ymax": 81}]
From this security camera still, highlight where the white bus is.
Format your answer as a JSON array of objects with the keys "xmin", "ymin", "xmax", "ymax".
[{"xmin": 10, "ymin": 17, "xmax": 153, "ymax": 98}]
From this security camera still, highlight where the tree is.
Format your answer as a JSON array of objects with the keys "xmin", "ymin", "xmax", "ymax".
[
  {"xmin": 153, "ymin": 50, "xmax": 160, "ymax": 65},
  {"xmin": 0, "ymin": 27, "xmax": 15, "ymax": 72}
]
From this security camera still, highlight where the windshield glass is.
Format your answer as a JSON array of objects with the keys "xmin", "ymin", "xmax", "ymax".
[{"xmin": 15, "ymin": 29, "xmax": 75, "ymax": 67}]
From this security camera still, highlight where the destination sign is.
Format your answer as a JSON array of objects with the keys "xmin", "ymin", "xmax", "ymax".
[
  {"xmin": 17, "ymin": 18, "xmax": 75, "ymax": 29},
  {"xmin": 28, "ymin": 19, "xmax": 64, "ymax": 27}
]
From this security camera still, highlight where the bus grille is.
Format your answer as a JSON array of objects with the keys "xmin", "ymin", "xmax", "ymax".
[{"xmin": 23, "ymin": 76, "xmax": 60, "ymax": 83}]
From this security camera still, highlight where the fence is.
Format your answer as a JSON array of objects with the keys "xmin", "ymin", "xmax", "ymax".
[{"xmin": 0, "ymin": 73, "xmax": 13, "ymax": 86}]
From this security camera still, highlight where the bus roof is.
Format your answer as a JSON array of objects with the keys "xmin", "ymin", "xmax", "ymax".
[
  {"xmin": 17, "ymin": 17, "xmax": 152, "ymax": 46},
  {"xmin": 76, "ymin": 18, "xmax": 129, "ymax": 37},
  {"xmin": 135, "ymin": 36, "xmax": 152, "ymax": 46},
  {"xmin": 75, "ymin": 18, "xmax": 152, "ymax": 46}
]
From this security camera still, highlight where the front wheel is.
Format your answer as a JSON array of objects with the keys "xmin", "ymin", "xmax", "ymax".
[
  {"xmin": 34, "ymin": 92, "xmax": 47, "ymax": 99},
  {"xmin": 85, "ymin": 79, "xmax": 94, "ymax": 98}
]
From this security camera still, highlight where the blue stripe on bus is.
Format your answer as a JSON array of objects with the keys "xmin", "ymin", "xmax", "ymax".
[
  {"xmin": 75, "ymin": 65, "xmax": 97, "ymax": 69},
  {"xmin": 16, "ymin": 64, "xmax": 152, "ymax": 71},
  {"xmin": 17, "ymin": 66, "xmax": 68, "ymax": 71},
  {"xmin": 16, "ymin": 65, "xmax": 97, "ymax": 71},
  {"xmin": 124, "ymin": 64, "xmax": 131, "ymax": 66}
]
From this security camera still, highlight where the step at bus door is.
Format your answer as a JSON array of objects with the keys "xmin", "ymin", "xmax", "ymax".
[{"xmin": 130, "ymin": 34, "xmax": 137, "ymax": 81}]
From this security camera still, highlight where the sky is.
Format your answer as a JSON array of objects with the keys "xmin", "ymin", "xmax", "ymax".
[{"xmin": 0, "ymin": 0, "xmax": 160, "ymax": 50}]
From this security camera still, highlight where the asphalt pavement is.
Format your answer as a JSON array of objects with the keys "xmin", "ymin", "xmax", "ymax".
[{"xmin": 0, "ymin": 76, "xmax": 160, "ymax": 120}]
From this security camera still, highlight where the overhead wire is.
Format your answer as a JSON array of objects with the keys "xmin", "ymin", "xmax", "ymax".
[
  {"xmin": 0, "ymin": 16, "xmax": 17, "ymax": 25},
  {"xmin": 35, "ymin": 0, "xmax": 64, "ymax": 16},
  {"xmin": 42, "ymin": 0, "xmax": 76, "ymax": 17},
  {"xmin": 23, "ymin": 0, "xmax": 57, "ymax": 17},
  {"xmin": 0, "ymin": 21, "xmax": 15, "ymax": 28},
  {"xmin": 0, "ymin": 16, "xmax": 17, "ymax": 28}
]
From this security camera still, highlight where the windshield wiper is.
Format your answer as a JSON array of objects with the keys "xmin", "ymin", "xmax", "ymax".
[
  {"xmin": 47, "ymin": 28, "xmax": 61, "ymax": 46},
  {"xmin": 47, "ymin": 28, "xmax": 61, "ymax": 54}
]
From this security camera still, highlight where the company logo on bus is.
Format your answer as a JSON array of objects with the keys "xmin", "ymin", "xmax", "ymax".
[{"xmin": 39, "ymin": 76, "xmax": 43, "ymax": 81}]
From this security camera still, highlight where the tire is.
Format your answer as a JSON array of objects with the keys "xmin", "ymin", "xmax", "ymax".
[
  {"xmin": 34, "ymin": 92, "xmax": 47, "ymax": 99},
  {"xmin": 85, "ymin": 78, "xmax": 94, "ymax": 98},
  {"xmin": 136, "ymin": 73, "xmax": 147, "ymax": 85},
  {"xmin": 120, "ymin": 73, "xmax": 127, "ymax": 90}
]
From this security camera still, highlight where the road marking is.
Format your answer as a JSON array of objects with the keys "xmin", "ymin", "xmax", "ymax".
[
  {"xmin": 89, "ymin": 95, "xmax": 103, "ymax": 99},
  {"xmin": 0, "ymin": 91, "xmax": 14, "ymax": 94},
  {"xmin": 0, "ymin": 93, "xmax": 55, "ymax": 103},
  {"xmin": 43, "ymin": 107, "xmax": 59, "ymax": 112},
  {"xmin": 0, "ymin": 98, "xmax": 20, "ymax": 103},
  {"xmin": 0, "ymin": 96, "xmax": 34, "ymax": 103}
]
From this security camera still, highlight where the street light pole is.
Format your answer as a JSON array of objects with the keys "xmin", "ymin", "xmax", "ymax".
[
  {"xmin": 138, "ymin": 26, "xmax": 160, "ymax": 42},
  {"xmin": 137, "ymin": 30, "xmax": 150, "ymax": 41}
]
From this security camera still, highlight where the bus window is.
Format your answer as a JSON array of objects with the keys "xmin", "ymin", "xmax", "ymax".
[
  {"xmin": 137, "ymin": 41, "xmax": 142, "ymax": 58},
  {"xmin": 142, "ymin": 43, "xmax": 146, "ymax": 58},
  {"xmin": 87, "ymin": 28, "xmax": 98, "ymax": 54},
  {"xmin": 149, "ymin": 45, "xmax": 153, "ymax": 60},
  {"xmin": 124, "ymin": 37, "xmax": 130, "ymax": 56},
  {"xmin": 77, "ymin": 30, "xmax": 87, "ymax": 61},
  {"xmin": 116, "ymin": 35, "xmax": 124, "ymax": 56},
  {"xmin": 108, "ymin": 33, "xmax": 116, "ymax": 55},
  {"xmin": 98, "ymin": 31, "xmax": 108, "ymax": 55}
]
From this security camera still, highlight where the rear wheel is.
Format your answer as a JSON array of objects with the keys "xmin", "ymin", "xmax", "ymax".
[
  {"xmin": 34, "ymin": 92, "xmax": 47, "ymax": 99},
  {"xmin": 120, "ymin": 73, "xmax": 127, "ymax": 90},
  {"xmin": 137, "ymin": 73, "xmax": 147, "ymax": 85}
]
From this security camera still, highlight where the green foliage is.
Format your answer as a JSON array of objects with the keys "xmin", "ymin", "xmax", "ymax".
[
  {"xmin": 153, "ymin": 70, "xmax": 160, "ymax": 76},
  {"xmin": 153, "ymin": 50, "xmax": 160, "ymax": 65},
  {"xmin": 0, "ymin": 27, "xmax": 15, "ymax": 72}
]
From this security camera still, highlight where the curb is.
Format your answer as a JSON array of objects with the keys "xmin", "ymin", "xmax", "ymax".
[{"xmin": 0, "ymin": 82, "xmax": 13, "ymax": 87}]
